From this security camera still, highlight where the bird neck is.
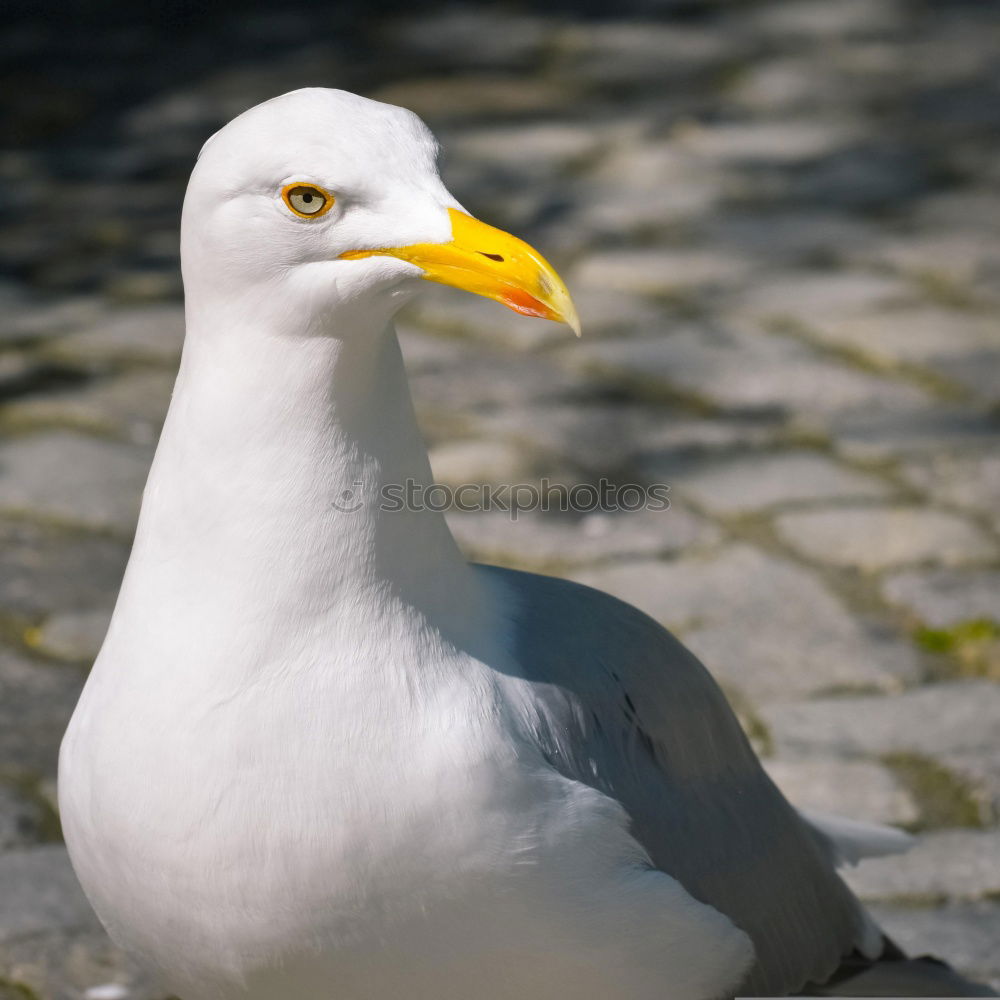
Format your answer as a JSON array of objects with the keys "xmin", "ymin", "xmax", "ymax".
[{"xmin": 124, "ymin": 315, "xmax": 489, "ymax": 649}]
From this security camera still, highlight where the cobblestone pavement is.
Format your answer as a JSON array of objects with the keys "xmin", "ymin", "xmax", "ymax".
[{"xmin": 3, "ymin": 1, "xmax": 999, "ymax": 996}]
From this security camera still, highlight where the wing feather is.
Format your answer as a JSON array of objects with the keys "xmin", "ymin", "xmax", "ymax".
[{"xmin": 485, "ymin": 565, "xmax": 877, "ymax": 996}]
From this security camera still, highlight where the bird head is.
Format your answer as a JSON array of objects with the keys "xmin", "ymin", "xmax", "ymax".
[{"xmin": 181, "ymin": 88, "xmax": 579, "ymax": 337}]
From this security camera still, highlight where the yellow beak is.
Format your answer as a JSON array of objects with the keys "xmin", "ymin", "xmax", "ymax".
[{"xmin": 340, "ymin": 208, "xmax": 581, "ymax": 336}]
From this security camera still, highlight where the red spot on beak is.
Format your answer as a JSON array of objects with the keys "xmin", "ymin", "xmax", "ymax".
[{"xmin": 500, "ymin": 287, "xmax": 558, "ymax": 321}]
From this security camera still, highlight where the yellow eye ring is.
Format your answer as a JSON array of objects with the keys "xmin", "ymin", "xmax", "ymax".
[{"xmin": 281, "ymin": 183, "xmax": 334, "ymax": 219}]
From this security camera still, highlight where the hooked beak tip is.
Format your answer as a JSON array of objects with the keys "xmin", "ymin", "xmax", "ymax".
[{"xmin": 341, "ymin": 208, "xmax": 581, "ymax": 338}]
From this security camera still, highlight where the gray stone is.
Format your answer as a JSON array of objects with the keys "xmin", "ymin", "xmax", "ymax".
[
  {"xmin": 2, "ymin": 370, "xmax": 174, "ymax": 444},
  {"xmin": 882, "ymin": 569, "xmax": 1000, "ymax": 627},
  {"xmin": 572, "ymin": 544, "xmax": 919, "ymax": 702},
  {"xmin": 0, "ymin": 847, "xmax": 96, "ymax": 941},
  {"xmin": 102, "ymin": 269, "xmax": 182, "ymax": 304},
  {"xmin": 408, "ymin": 344, "xmax": 582, "ymax": 419},
  {"xmin": 850, "ymin": 231, "xmax": 1000, "ymax": 293},
  {"xmin": 0, "ymin": 848, "xmax": 161, "ymax": 1000},
  {"xmin": 790, "ymin": 145, "xmax": 931, "ymax": 211},
  {"xmin": 428, "ymin": 438, "xmax": 533, "ymax": 486},
  {"xmin": 0, "ymin": 647, "xmax": 86, "ymax": 779},
  {"xmin": 762, "ymin": 681, "xmax": 1000, "ymax": 760},
  {"xmin": 803, "ymin": 306, "xmax": 998, "ymax": 368},
  {"xmin": 585, "ymin": 140, "xmax": 703, "ymax": 194},
  {"xmin": 935, "ymin": 350, "xmax": 1000, "ymax": 404},
  {"xmin": 28, "ymin": 608, "xmax": 112, "ymax": 664},
  {"xmin": 40, "ymin": 304, "xmax": 184, "ymax": 367},
  {"xmin": 384, "ymin": 10, "xmax": 549, "ymax": 71},
  {"xmin": 371, "ymin": 75, "xmax": 571, "ymax": 120},
  {"xmin": 565, "ymin": 22, "xmax": 729, "ymax": 85},
  {"xmin": 573, "ymin": 176, "xmax": 726, "ymax": 235},
  {"xmin": 566, "ymin": 325, "xmax": 928, "ymax": 419},
  {"xmin": 472, "ymin": 403, "xmax": 778, "ymax": 479},
  {"xmin": 0, "ymin": 520, "xmax": 128, "ymax": 619},
  {"xmin": 571, "ymin": 250, "xmax": 752, "ymax": 298},
  {"xmin": 942, "ymin": 750, "xmax": 1000, "ymax": 823},
  {"xmin": 844, "ymin": 830, "xmax": 1000, "ymax": 902},
  {"xmin": 447, "ymin": 506, "xmax": 718, "ymax": 572},
  {"xmin": 658, "ymin": 451, "xmax": 889, "ymax": 515},
  {"xmin": 805, "ymin": 305, "xmax": 1000, "ymax": 403},
  {"xmin": 0, "ymin": 784, "xmax": 46, "ymax": 851},
  {"xmin": 632, "ymin": 417, "xmax": 784, "ymax": 462},
  {"xmin": 700, "ymin": 211, "xmax": 879, "ymax": 265},
  {"xmin": 0, "ymin": 432, "xmax": 152, "ymax": 534},
  {"xmin": 574, "ymin": 141, "xmax": 727, "ymax": 232},
  {"xmin": 850, "ymin": 226, "xmax": 1000, "ymax": 307},
  {"xmin": 915, "ymin": 189, "xmax": 1000, "ymax": 231},
  {"xmin": 729, "ymin": 55, "xmax": 842, "ymax": 115},
  {"xmin": 123, "ymin": 85, "xmax": 254, "ymax": 140},
  {"xmin": 762, "ymin": 758, "xmax": 919, "ymax": 827},
  {"xmin": 829, "ymin": 405, "xmax": 1000, "ymax": 463},
  {"xmin": 0, "ymin": 297, "xmax": 109, "ymax": 346},
  {"xmin": 1, "ymin": 928, "xmax": 164, "ymax": 1000},
  {"xmin": 448, "ymin": 122, "xmax": 601, "ymax": 180},
  {"xmin": 775, "ymin": 505, "xmax": 995, "ymax": 571},
  {"xmin": 722, "ymin": 271, "xmax": 914, "ymax": 330},
  {"xmin": 678, "ymin": 120, "xmax": 858, "ymax": 165},
  {"xmin": 0, "ymin": 278, "xmax": 29, "ymax": 310},
  {"xmin": 899, "ymin": 14, "xmax": 1000, "ymax": 90},
  {"xmin": 394, "ymin": 324, "xmax": 468, "ymax": 374},
  {"xmin": 867, "ymin": 901, "xmax": 1000, "ymax": 990},
  {"xmin": 0, "ymin": 351, "xmax": 37, "ymax": 388},
  {"xmin": 466, "ymin": 402, "xmax": 656, "ymax": 477},
  {"xmin": 749, "ymin": 0, "xmax": 904, "ymax": 39}
]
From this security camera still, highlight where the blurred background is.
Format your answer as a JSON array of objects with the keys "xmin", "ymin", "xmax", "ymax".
[{"xmin": 2, "ymin": 0, "xmax": 999, "ymax": 996}]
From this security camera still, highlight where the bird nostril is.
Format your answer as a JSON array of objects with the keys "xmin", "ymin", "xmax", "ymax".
[{"xmin": 477, "ymin": 252, "xmax": 504, "ymax": 262}]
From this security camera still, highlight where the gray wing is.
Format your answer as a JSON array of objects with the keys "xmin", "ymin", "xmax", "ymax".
[{"xmin": 483, "ymin": 564, "xmax": 878, "ymax": 997}]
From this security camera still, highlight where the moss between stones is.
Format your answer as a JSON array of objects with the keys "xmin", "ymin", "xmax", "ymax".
[
  {"xmin": 915, "ymin": 619, "xmax": 1000, "ymax": 681},
  {"xmin": 1, "ymin": 773, "xmax": 64, "ymax": 845},
  {"xmin": 569, "ymin": 357, "xmax": 721, "ymax": 417},
  {"xmin": 913, "ymin": 268, "xmax": 982, "ymax": 310},
  {"xmin": 882, "ymin": 751, "xmax": 989, "ymax": 831},
  {"xmin": 810, "ymin": 682, "xmax": 887, "ymax": 699},
  {"xmin": 0, "ymin": 977, "xmax": 41, "ymax": 1000},
  {"xmin": 768, "ymin": 315, "xmax": 969, "ymax": 402},
  {"xmin": 875, "ymin": 891, "xmax": 952, "ymax": 909},
  {"xmin": 719, "ymin": 684, "xmax": 774, "ymax": 758}
]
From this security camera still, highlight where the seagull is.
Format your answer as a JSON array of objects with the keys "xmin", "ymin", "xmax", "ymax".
[{"xmin": 58, "ymin": 88, "xmax": 994, "ymax": 1000}]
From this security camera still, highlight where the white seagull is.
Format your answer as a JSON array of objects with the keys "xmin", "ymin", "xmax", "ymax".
[{"xmin": 59, "ymin": 88, "xmax": 994, "ymax": 1000}]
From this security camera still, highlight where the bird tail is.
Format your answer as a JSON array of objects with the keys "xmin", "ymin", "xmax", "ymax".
[
  {"xmin": 789, "ymin": 813, "xmax": 994, "ymax": 995},
  {"xmin": 798, "ymin": 808, "xmax": 914, "ymax": 866},
  {"xmin": 797, "ymin": 936, "xmax": 998, "ymax": 997}
]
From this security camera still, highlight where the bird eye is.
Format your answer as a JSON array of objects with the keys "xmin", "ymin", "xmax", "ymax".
[{"xmin": 281, "ymin": 183, "xmax": 334, "ymax": 219}]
